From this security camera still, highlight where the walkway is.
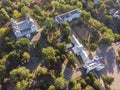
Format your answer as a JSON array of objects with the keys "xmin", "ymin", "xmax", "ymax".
[{"xmin": 30, "ymin": 26, "xmax": 45, "ymax": 44}]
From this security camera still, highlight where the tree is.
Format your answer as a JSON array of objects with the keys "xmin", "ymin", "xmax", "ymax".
[
  {"xmin": 45, "ymin": 18, "xmax": 53, "ymax": 28},
  {"xmin": 77, "ymin": 2, "xmax": 82, "ymax": 9},
  {"xmin": 69, "ymin": 78, "xmax": 76, "ymax": 87},
  {"xmin": 99, "ymin": 32, "xmax": 114, "ymax": 45},
  {"xmin": 81, "ymin": 10, "xmax": 91, "ymax": 22},
  {"xmin": 71, "ymin": 83, "xmax": 82, "ymax": 90},
  {"xmin": 0, "ymin": 60, "xmax": 6, "ymax": 82},
  {"xmin": 10, "ymin": 67, "xmax": 30, "ymax": 81},
  {"xmin": 85, "ymin": 85, "xmax": 94, "ymax": 90},
  {"xmin": 14, "ymin": 80, "xmax": 29, "ymax": 90},
  {"xmin": 12, "ymin": 10, "xmax": 21, "ymax": 19},
  {"xmin": 90, "ymin": 44, "xmax": 97, "ymax": 51},
  {"xmin": 87, "ymin": 1, "xmax": 94, "ymax": 10},
  {"xmin": 68, "ymin": 53, "xmax": 76, "ymax": 65},
  {"xmin": 0, "ymin": 60, "xmax": 6, "ymax": 72},
  {"xmin": 56, "ymin": 42, "xmax": 66, "ymax": 53},
  {"xmin": 33, "ymin": 5, "xmax": 42, "ymax": 16},
  {"xmin": 35, "ymin": 66, "xmax": 48, "ymax": 78},
  {"xmin": 3, "ymin": 0, "xmax": 12, "ymax": 6},
  {"xmin": 7, "ymin": 50, "xmax": 21, "ymax": 66},
  {"xmin": 21, "ymin": 6, "xmax": 31, "ymax": 16},
  {"xmin": 0, "ymin": 8, "xmax": 10, "ymax": 20},
  {"xmin": 42, "ymin": 47, "xmax": 56, "ymax": 65},
  {"xmin": 48, "ymin": 84, "xmax": 55, "ymax": 90},
  {"xmin": 63, "ymin": 26, "xmax": 71, "ymax": 37},
  {"xmin": 51, "ymin": 1, "xmax": 59, "ymax": 8},
  {"xmin": 55, "ymin": 77, "xmax": 66, "ymax": 89},
  {"xmin": 93, "ymin": 80, "xmax": 103, "ymax": 90},
  {"xmin": 80, "ymin": 79, "xmax": 87, "ymax": 88},
  {"xmin": 114, "ymin": 34, "xmax": 120, "ymax": 42},
  {"xmin": 15, "ymin": 38, "xmax": 30, "ymax": 50},
  {"xmin": 21, "ymin": 52, "xmax": 30, "ymax": 64},
  {"xmin": 101, "ymin": 75, "xmax": 114, "ymax": 85},
  {"xmin": 0, "ymin": 28, "xmax": 8, "ymax": 38},
  {"xmin": 4, "ymin": 37, "xmax": 15, "ymax": 52}
]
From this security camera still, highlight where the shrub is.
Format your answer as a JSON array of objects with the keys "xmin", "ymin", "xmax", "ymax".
[
  {"xmin": 101, "ymin": 75, "xmax": 114, "ymax": 85},
  {"xmin": 90, "ymin": 44, "xmax": 98, "ymax": 51}
]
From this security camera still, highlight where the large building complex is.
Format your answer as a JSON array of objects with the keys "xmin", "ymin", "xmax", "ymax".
[
  {"xmin": 54, "ymin": 9, "xmax": 81, "ymax": 24},
  {"xmin": 10, "ymin": 14, "xmax": 37, "ymax": 39},
  {"xmin": 72, "ymin": 35, "xmax": 104, "ymax": 73}
]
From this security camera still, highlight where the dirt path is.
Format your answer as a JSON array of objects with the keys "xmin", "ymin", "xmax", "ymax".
[
  {"xmin": 48, "ymin": 6, "xmax": 55, "ymax": 15},
  {"xmin": 30, "ymin": 26, "xmax": 45, "ymax": 44}
]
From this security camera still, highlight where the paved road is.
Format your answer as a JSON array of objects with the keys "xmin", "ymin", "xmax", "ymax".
[{"xmin": 96, "ymin": 44, "xmax": 120, "ymax": 90}]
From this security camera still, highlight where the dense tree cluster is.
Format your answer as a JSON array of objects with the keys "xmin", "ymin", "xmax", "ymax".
[{"xmin": 0, "ymin": 0, "xmax": 119, "ymax": 90}]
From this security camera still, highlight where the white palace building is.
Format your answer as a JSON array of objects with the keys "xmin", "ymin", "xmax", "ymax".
[{"xmin": 10, "ymin": 14, "xmax": 37, "ymax": 39}]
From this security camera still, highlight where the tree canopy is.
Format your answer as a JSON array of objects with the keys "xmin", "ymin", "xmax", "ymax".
[
  {"xmin": 55, "ymin": 77, "xmax": 66, "ymax": 89},
  {"xmin": 10, "ymin": 67, "xmax": 30, "ymax": 81}
]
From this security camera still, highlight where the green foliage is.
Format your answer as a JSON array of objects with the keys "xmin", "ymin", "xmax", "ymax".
[
  {"xmin": 3, "ymin": 78, "xmax": 10, "ymax": 84},
  {"xmin": 10, "ymin": 67, "xmax": 30, "ymax": 81},
  {"xmin": 4, "ymin": 37, "xmax": 15, "ymax": 52},
  {"xmin": 51, "ymin": 1, "xmax": 59, "ymax": 7},
  {"xmin": 68, "ymin": 53, "xmax": 76, "ymax": 65},
  {"xmin": 0, "ymin": 8, "xmax": 10, "ymax": 24},
  {"xmin": 7, "ymin": 50, "xmax": 21, "ymax": 65},
  {"xmin": 0, "ymin": 28, "xmax": 8, "ymax": 38},
  {"xmin": 80, "ymin": 79, "xmax": 87, "ymax": 88},
  {"xmin": 81, "ymin": 10, "xmax": 91, "ymax": 21},
  {"xmin": 34, "ymin": 5, "xmax": 42, "ymax": 16},
  {"xmin": 15, "ymin": 38, "xmax": 30, "ymax": 50},
  {"xmin": 101, "ymin": 75, "xmax": 114, "ymax": 85},
  {"xmin": 12, "ymin": 10, "xmax": 21, "ymax": 19},
  {"xmin": 89, "ymin": 18, "xmax": 104, "ymax": 31},
  {"xmin": 99, "ymin": 32, "xmax": 115, "ymax": 45},
  {"xmin": 14, "ymin": 80, "xmax": 29, "ymax": 90},
  {"xmin": 105, "ymin": 84, "xmax": 112, "ymax": 90},
  {"xmin": 21, "ymin": 52, "xmax": 30, "ymax": 64},
  {"xmin": 0, "ymin": 60, "xmax": 6, "ymax": 72},
  {"xmin": 85, "ymin": 85, "xmax": 94, "ymax": 90},
  {"xmin": 85, "ymin": 76, "xmax": 92, "ymax": 85},
  {"xmin": 21, "ymin": 6, "xmax": 31, "ymax": 16},
  {"xmin": 90, "ymin": 44, "xmax": 98, "ymax": 51},
  {"xmin": 63, "ymin": 26, "xmax": 71, "ymax": 37},
  {"xmin": 45, "ymin": 18, "xmax": 53, "ymax": 28},
  {"xmin": 114, "ymin": 34, "xmax": 120, "ymax": 42},
  {"xmin": 55, "ymin": 77, "xmax": 66, "ymax": 89},
  {"xmin": 69, "ymin": 78, "xmax": 76, "ymax": 87},
  {"xmin": 48, "ymin": 84, "xmax": 55, "ymax": 90},
  {"xmin": 76, "ymin": 2, "xmax": 82, "ymax": 9},
  {"xmin": 56, "ymin": 42, "xmax": 66, "ymax": 53},
  {"xmin": 105, "ymin": 15, "xmax": 112, "ymax": 25},
  {"xmin": 53, "ymin": 30, "xmax": 61, "ymax": 39},
  {"xmin": 93, "ymin": 80, "xmax": 103, "ymax": 90},
  {"xmin": 67, "ymin": 35, "xmax": 72, "ymax": 43},
  {"xmin": 42, "ymin": 47, "xmax": 56, "ymax": 65},
  {"xmin": 71, "ymin": 83, "xmax": 82, "ymax": 90},
  {"xmin": 35, "ymin": 66, "xmax": 48, "ymax": 78},
  {"xmin": 87, "ymin": 1, "xmax": 94, "ymax": 10}
]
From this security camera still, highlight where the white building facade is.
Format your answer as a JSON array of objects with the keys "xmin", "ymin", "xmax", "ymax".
[
  {"xmin": 54, "ymin": 9, "xmax": 81, "ymax": 24},
  {"xmin": 10, "ymin": 14, "xmax": 37, "ymax": 39}
]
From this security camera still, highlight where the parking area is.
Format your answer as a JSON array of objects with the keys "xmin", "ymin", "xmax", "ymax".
[{"xmin": 96, "ymin": 44, "xmax": 120, "ymax": 90}]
